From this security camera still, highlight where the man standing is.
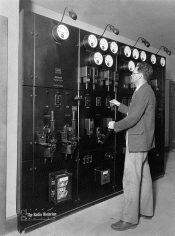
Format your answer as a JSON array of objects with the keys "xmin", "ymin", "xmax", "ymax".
[{"xmin": 108, "ymin": 62, "xmax": 156, "ymax": 231}]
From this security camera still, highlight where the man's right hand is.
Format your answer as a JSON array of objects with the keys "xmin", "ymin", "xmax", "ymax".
[{"xmin": 109, "ymin": 99, "xmax": 120, "ymax": 107}]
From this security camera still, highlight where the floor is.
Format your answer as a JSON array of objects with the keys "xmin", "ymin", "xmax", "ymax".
[{"xmin": 5, "ymin": 150, "xmax": 175, "ymax": 236}]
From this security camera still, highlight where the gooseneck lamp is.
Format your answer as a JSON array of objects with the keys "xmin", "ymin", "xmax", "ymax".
[
  {"xmin": 132, "ymin": 37, "xmax": 150, "ymax": 48},
  {"xmin": 99, "ymin": 24, "xmax": 119, "ymax": 38},
  {"xmin": 156, "ymin": 46, "xmax": 171, "ymax": 56},
  {"xmin": 60, "ymin": 7, "xmax": 77, "ymax": 22},
  {"xmin": 52, "ymin": 7, "xmax": 77, "ymax": 44}
]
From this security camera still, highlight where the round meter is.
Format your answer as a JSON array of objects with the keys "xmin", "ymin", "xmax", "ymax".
[
  {"xmin": 99, "ymin": 38, "xmax": 108, "ymax": 51},
  {"xmin": 52, "ymin": 24, "xmax": 70, "ymax": 43},
  {"xmin": 120, "ymin": 46, "xmax": 131, "ymax": 58},
  {"xmin": 104, "ymin": 55, "xmax": 114, "ymax": 68},
  {"xmin": 109, "ymin": 41, "xmax": 118, "ymax": 54},
  {"xmin": 150, "ymin": 54, "xmax": 156, "ymax": 64},
  {"xmin": 157, "ymin": 57, "xmax": 166, "ymax": 67},
  {"xmin": 89, "ymin": 52, "xmax": 103, "ymax": 66},
  {"xmin": 121, "ymin": 60, "xmax": 135, "ymax": 72},
  {"xmin": 140, "ymin": 51, "xmax": 147, "ymax": 61},
  {"xmin": 128, "ymin": 60, "xmax": 135, "ymax": 72},
  {"xmin": 83, "ymin": 34, "xmax": 98, "ymax": 50},
  {"xmin": 132, "ymin": 48, "xmax": 139, "ymax": 60},
  {"xmin": 160, "ymin": 57, "xmax": 166, "ymax": 67}
]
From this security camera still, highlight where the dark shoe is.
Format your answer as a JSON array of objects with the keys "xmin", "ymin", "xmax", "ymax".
[
  {"xmin": 140, "ymin": 214, "xmax": 153, "ymax": 220},
  {"xmin": 111, "ymin": 220, "xmax": 137, "ymax": 231}
]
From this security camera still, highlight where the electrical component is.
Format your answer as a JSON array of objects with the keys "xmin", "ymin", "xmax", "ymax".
[
  {"xmin": 139, "ymin": 50, "xmax": 147, "ymax": 61},
  {"xmin": 94, "ymin": 167, "xmax": 110, "ymax": 185},
  {"xmin": 120, "ymin": 45, "xmax": 131, "ymax": 58},
  {"xmin": 98, "ymin": 37, "xmax": 109, "ymax": 51},
  {"xmin": 49, "ymin": 170, "xmax": 72, "ymax": 204},
  {"xmin": 109, "ymin": 41, "xmax": 118, "ymax": 54},
  {"xmin": 83, "ymin": 34, "xmax": 98, "ymax": 50}
]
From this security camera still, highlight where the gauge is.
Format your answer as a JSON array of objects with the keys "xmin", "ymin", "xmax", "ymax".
[
  {"xmin": 109, "ymin": 41, "xmax": 118, "ymax": 54},
  {"xmin": 150, "ymin": 54, "xmax": 156, "ymax": 64},
  {"xmin": 104, "ymin": 55, "xmax": 113, "ymax": 68},
  {"xmin": 89, "ymin": 52, "xmax": 103, "ymax": 66},
  {"xmin": 52, "ymin": 24, "xmax": 70, "ymax": 43},
  {"xmin": 160, "ymin": 57, "xmax": 166, "ymax": 67},
  {"xmin": 120, "ymin": 46, "xmax": 131, "ymax": 58},
  {"xmin": 128, "ymin": 60, "xmax": 135, "ymax": 72},
  {"xmin": 99, "ymin": 38, "xmax": 108, "ymax": 51},
  {"xmin": 157, "ymin": 57, "xmax": 166, "ymax": 67},
  {"xmin": 140, "ymin": 51, "xmax": 147, "ymax": 61},
  {"xmin": 132, "ymin": 48, "xmax": 139, "ymax": 60},
  {"xmin": 83, "ymin": 34, "xmax": 98, "ymax": 50},
  {"xmin": 121, "ymin": 60, "xmax": 135, "ymax": 72}
]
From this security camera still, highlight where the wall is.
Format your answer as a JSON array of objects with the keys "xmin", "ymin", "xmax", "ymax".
[{"xmin": 0, "ymin": 0, "xmax": 19, "ymax": 220}]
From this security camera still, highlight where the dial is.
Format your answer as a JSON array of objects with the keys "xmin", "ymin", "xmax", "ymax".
[
  {"xmin": 124, "ymin": 46, "xmax": 131, "ymax": 57},
  {"xmin": 109, "ymin": 41, "xmax": 118, "ymax": 54},
  {"xmin": 140, "ymin": 51, "xmax": 147, "ymax": 61},
  {"xmin": 52, "ymin": 24, "xmax": 70, "ymax": 43},
  {"xmin": 104, "ymin": 55, "xmax": 113, "ymax": 68},
  {"xmin": 132, "ymin": 48, "xmax": 139, "ymax": 60},
  {"xmin": 150, "ymin": 54, "xmax": 156, "ymax": 64},
  {"xmin": 128, "ymin": 61, "xmax": 135, "ymax": 72},
  {"xmin": 89, "ymin": 52, "xmax": 103, "ymax": 66},
  {"xmin": 83, "ymin": 34, "xmax": 98, "ymax": 49},
  {"xmin": 160, "ymin": 57, "xmax": 166, "ymax": 67},
  {"xmin": 99, "ymin": 38, "xmax": 108, "ymax": 51}
]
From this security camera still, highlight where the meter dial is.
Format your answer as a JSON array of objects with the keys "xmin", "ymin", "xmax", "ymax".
[
  {"xmin": 99, "ymin": 38, "xmax": 108, "ymax": 51},
  {"xmin": 109, "ymin": 41, "xmax": 118, "ymax": 54},
  {"xmin": 128, "ymin": 60, "xmax": 135, "ymax": 72},
  {"xmin": 121, "ymin": 60, "xmax": 135, "ymax": 72},
  {"xmin": 89, "ymin": 52, "xmax": 103, "ymax": 66},
  {"xmin": 140, "ymin": 51, "xmax": 147, "ymax": 61},
  {"xmin": 132, "ymin": 48, "xmax": 139, "ymax": 60},
  {"xmin": 120, "ymin": 46, "xmax": 131, "ymax": 58},
  {"xmin": 150, "ymin": 54, "xmax": 156, "ymax": 64},
  {"xmin": 52, "ymin": 24, "xmax": 70, "ymax": 43},
  {"xmin": 83, "ymin": 34, "xmax": 98, "ymax": 50},
  {"xmin": 104, "ymin": 55, "xmax": 114, "ymax": 68},
  {"xmin": 157, "ymin": 57, "xmax": 166, "ymax": 67},
  {"xmin": 160, "ymin": 57, "xmax": 166, "ymax": 67}
]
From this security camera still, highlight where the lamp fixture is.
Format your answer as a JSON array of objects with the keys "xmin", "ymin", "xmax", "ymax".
[
  {"xmin": 52, "ymin": 7, "xmax": 77, "ymax": 44},
  {"xmin": 99, "ymin": 24, "xmax": 119, "ymax": 38},
  {"xmin": 59, "ymin": 7, "xmax": 77, "ymax": 23},
  {"xmin": 132, "ymin": 37, "xmax": 150, "ymax": 48},
  {"xmin": 156, "ymin": 46, "xmax": 171, "ymax": 56}
]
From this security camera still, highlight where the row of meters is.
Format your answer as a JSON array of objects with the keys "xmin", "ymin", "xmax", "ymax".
[{"xmin": 52, "ymin": 24, "xmax": 166, "ymax": 68}]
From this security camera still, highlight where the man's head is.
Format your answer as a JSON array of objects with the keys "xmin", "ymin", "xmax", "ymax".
[{"xmin": 131, "ymin": 62, "xmax": 153, "ymax": 86}]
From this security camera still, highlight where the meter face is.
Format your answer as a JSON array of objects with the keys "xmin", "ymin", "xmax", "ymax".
[
  {"xmin": 124, "ymin": 46, "xmax": 131, "ymax": 57},
  {"xmin": 99, "ymin": 38, "xmax": 108, "ymax": 51},
  {"xmin": 89, "ymin": 52, "xmax": 103, "ymax": 66},
  {"xmin": 140, "ymin": 51, "xmax": 147, "ymax": 61},
  {"xmin": 110, "ymin": 41, "xmax": 118, "ymax": 54},
  {"xmin": 88, "ymin": 34, "xmax": 98, "ymax": 48},
  {"xmin": 128, "ymin": 61, "xmax": 135, "ymax": 72},
  {"xmin": 57, "ymin": 24, "xmax": 69, "ymax": 40},
  {"xmin": 104, "ymin": 55, "xmax": 113, "ymax": 67},
  {"xmin": 151, "ymin": 54, "xmax": 156, "ymax": 64},
  {"xmin": 132, "ymin": 48, "xmax": 139, "ymax": 60},
  {"xmin": 160, "ymin": 57, "xmax": 165, "ymax": 67}
]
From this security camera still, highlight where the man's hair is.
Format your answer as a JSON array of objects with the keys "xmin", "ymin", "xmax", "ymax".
[{"xmin": 136, "ymin": 62, "xmax": 153, "ymax": 81}]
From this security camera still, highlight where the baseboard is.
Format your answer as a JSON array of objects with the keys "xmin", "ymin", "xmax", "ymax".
[{"xmin": 0, "ymin": 215, "xmax": 18, "ymax": 235}]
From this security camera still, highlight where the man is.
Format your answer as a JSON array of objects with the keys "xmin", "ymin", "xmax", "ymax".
[{"xmin": 108, "ymin": 61, "xmax": 156, "ymax": 231}]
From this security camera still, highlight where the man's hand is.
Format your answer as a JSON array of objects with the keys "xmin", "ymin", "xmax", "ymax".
[
  {"xmin": 109, "ymin": 99, "xmax": 120, "ymax": 107},
  {"xmin": 108, "ymin": 121, "xmax": 115, "ymax": 129}
]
